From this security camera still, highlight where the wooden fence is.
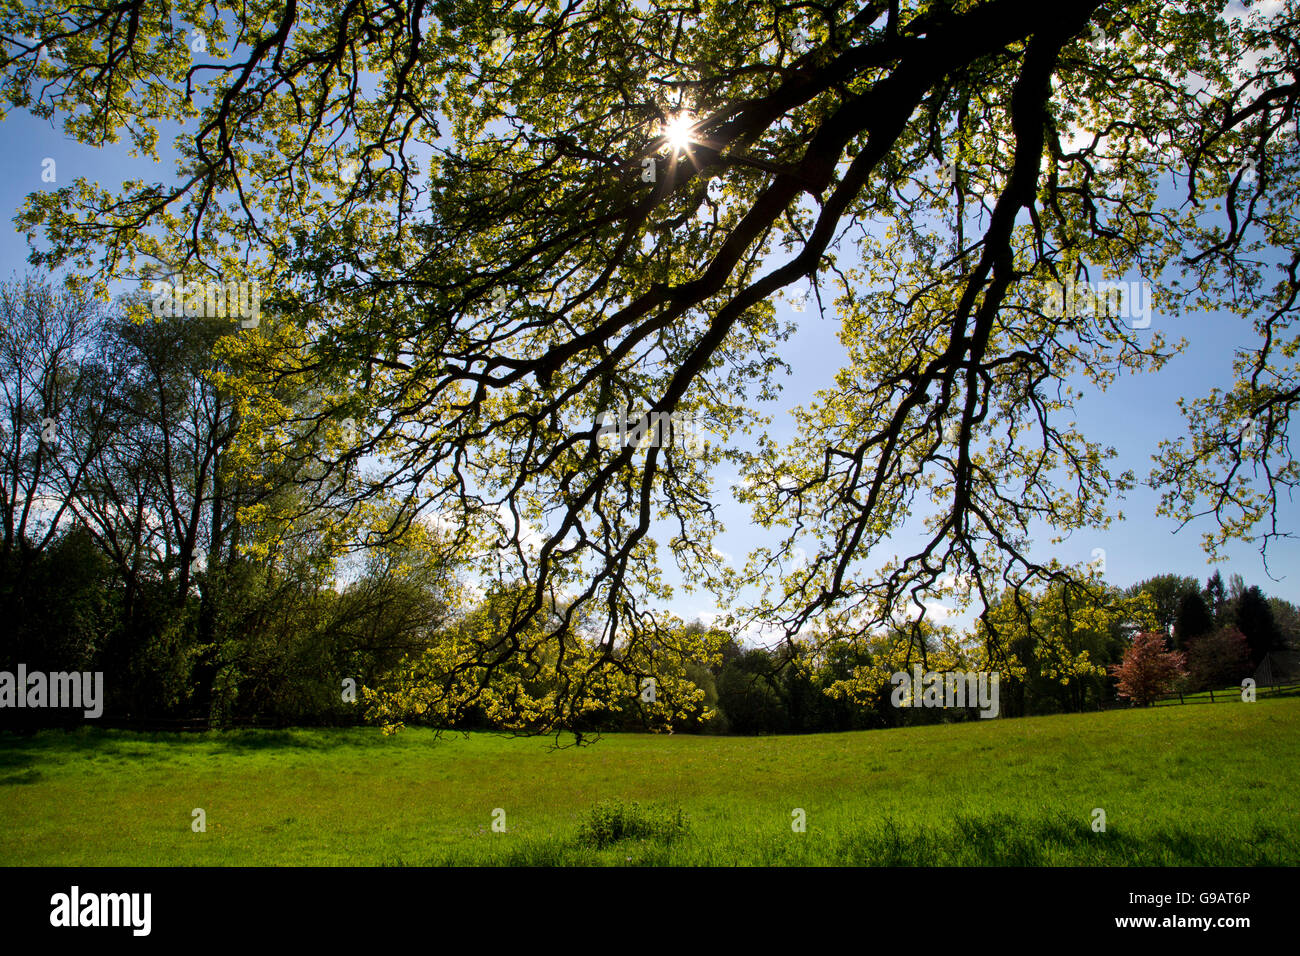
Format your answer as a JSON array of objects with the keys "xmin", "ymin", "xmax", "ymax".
[{"xmin": 1153, "ymin": 680, "xmax": 1300, "ymax": 706}]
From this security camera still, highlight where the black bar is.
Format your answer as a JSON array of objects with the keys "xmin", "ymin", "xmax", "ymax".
[{"xmin": 0, "ymin": 866, "xmax": 1276, "ymax": 943}]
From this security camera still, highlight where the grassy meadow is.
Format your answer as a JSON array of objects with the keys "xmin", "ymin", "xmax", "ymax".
[{"xmin": 2, "ymin": 697, "xmax": 1297, "ymax": 866}]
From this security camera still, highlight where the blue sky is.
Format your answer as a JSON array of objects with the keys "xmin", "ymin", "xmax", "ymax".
[{"xmin": 3, "ymin": 100, "xmax": 1295, "ymax": 639}]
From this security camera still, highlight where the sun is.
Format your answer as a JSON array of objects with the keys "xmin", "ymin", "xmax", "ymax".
[{"xmin": 661, "ymin": 111, "xmax": 698, "ymax": 151}]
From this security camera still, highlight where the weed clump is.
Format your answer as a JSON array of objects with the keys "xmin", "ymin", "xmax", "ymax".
[{"xmin": 576, "ymin": 801, "xmax": 689, "ymax": 848}]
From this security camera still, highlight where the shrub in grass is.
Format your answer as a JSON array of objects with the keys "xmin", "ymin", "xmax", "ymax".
[{"xmin": 577, "ymin": 801, "xmax": 689, "ymax": 848}]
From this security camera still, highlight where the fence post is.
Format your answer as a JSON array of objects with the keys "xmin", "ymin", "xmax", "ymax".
[{"xmin": 1209, "ymin": 687, "xmax": 1214, "ymax": 703}]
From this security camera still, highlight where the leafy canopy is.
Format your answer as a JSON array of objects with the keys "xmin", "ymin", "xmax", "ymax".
[{"xmin": 3, "ymin": 0, "xmax": 1297, "ymax": 728}]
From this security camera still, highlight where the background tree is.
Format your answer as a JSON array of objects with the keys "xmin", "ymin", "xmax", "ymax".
[
  {"xmin": 1204, "ymin": 571, "xmax": 1227, "ymax": 623},
  {"xmin": 1184, "ymin": 625, "xmax": 1252, "ymax": 692},
  {"xmin": 0, "ymin": 276, "xmax": 110, "ymax": 572},
  {"xmin": 1268, "ymin": 596, "xmax": 1300, "ymax": 650},
  {"xmin": 974, "ymin": 573, "xmax": 1150, "ymax": 715},
  {"xmin": 1109, "ymin": 631, "xmax": 1188, "ymax": 706},
  {"xmin": 1173, "ymin": 589, "xmax": 1216, "ymax": 650},
  {"xmin": 1231, "ymin": 585, "xmax": 1282, "ymax": 668},
  {"xmin": 1128, "ymin": 574, "xmax": 1202, "ymax": 638},
  {"xmin": 715, "ymin": 648, "xmax": 789, "ymax": 735}
]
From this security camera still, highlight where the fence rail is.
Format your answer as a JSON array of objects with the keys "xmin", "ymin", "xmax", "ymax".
[{"xmin": 1153, "ymin": 680, "xmax": 1300, "ymax": 706}]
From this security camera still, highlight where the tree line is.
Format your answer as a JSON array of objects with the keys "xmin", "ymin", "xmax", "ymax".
[{"xmin": 2, "ymin": 276, "xmax": 1292, "ymax": 733}]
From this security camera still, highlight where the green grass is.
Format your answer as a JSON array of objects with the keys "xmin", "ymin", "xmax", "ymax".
[{"xmin": 2, "ymin": 698, "xmax": 1298, "ymax": 866}]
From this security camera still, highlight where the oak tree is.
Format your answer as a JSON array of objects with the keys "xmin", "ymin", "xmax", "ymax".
[{"xmin": 3, "ymin": 0, "xmax": 1296, "ymax": 729}]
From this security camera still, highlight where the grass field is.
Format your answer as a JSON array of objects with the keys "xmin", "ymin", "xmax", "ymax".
[{"xmin": 3, "ymin": 698, "xmax": 1298, "ymax": 866}]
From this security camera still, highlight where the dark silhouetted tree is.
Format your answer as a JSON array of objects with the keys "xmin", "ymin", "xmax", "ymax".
[
  {"xmin": 1173, "ymin": 590, "xmax": 1215, "ymax": 650},
  {"xmin": 1204, "ymin": 572, "xmax": 1227, "ymax": 623},
  {"xmin": 1233, "ymin": 586, "xmax": 1282, "ymax": 668}
]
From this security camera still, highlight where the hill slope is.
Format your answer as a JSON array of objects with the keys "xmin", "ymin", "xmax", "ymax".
[{"xmin": 2, "ymin": 698, "xmax": 1297, "ymax": 865}]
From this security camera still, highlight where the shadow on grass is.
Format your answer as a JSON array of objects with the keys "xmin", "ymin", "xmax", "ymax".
[
  {"xmin": 206, "ymin": 729, "xmax": 378, "ymax": 754},
  {"xmin": 386, "ymin": 809, "xmax": 1292, "ymax": 867},
  {"xmin": 0, "ymin": 744, "xmax": 42, "ymax": 784},
  {"xmin": 0, "ymin": 746, "xmax": 38, "ymax": 767},
  {"xmin": 0, "ymin": 743, "xmax": 45, "ymax": 785},
  {"xmin": 0, "ymin": 767, "xmax": 43, "ymax": 785},
  {"xmin": 0, "ymin": 726, "xmax": 397, "ymax": 760}
]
